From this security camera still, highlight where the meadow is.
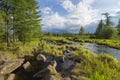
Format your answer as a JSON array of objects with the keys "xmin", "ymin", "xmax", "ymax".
[{"xmin": 0, "ymin": 35, "xmax": 120, "ymax": 80}]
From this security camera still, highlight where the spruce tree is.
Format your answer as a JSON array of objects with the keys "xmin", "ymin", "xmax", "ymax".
[
  {"xmin": 16, "ymin": 0, "xmax": 41, "ymax": 44},
  {"xmin": 0, "ymin": 0, "xmax": 41, "ymax": 45},
  {"xmin": 79, "ymin": 26, "xmax": 85, "ymax": 35},
  {"xmin": 95, "ymin": 20, "xmax": 104, "ymax": 38},
  {"xmin": 116, "ymin": 19, "xmax": 120, "ymax": 34},
  {"xmin": 0, "ymin": 0, "xmax": 13, "ymax": 47},
  {"xmin": 0, "ymin": 12, "xmax": 5, "ymax": 41}
]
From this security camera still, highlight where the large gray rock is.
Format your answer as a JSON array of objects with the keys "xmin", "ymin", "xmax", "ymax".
[
  {"xmin": 7, "ymin": 74, "xmax": 16, "ymax": 80},
  {"xmin": 23, "ymin": 61, "xmax": 32, "ymax": 72},
  {"xmin": 0, "ymin": 59, "xmax": 24, "ymax": 74},
  {"xmin": 34, "ymin": 60, "xmax": 57, "ymax": 78},
  {"xmin": 0, "ymin": 74, "xmax": 4, "ymax": 80},
  {"xmin": 36, "ymin": 54, "xmax": 46, "ymax": 62}
]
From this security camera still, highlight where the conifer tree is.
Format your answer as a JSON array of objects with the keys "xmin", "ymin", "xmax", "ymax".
[
  {"xmin": 95, "ymin": 20, "xmax": 104, "ymax": 38},
  {"xmin": 16, "ymin": 0, "xmax": 41, "ymax": 44},
  {"xmin": 0, "ymin": 0, "xmax": 13, "ymax": 47},
  {"xmin": 116, "ymin": 19, "xmax": 120, "ymax": 34},
  {"xmin": 0, "ymin": 0, "xmax": 41, "ymax": 46},
  {"xmin": 79, "ymin": 26, "xmax": 85, "ymax": 35}
]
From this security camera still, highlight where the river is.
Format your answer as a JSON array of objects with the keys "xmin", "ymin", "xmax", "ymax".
[{"xmin": 83, "ymin": 43, "xmax": 120, "ymax": 60}]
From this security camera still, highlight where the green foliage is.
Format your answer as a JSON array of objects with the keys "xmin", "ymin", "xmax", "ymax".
[
  {"xmin": 95, "ymin": 20, "xmax": 104, "ymax": 38},
  {"xmin": 95, "ymin": 21, "xmax": 118, "ymax": 39},
  {"xmin": 71, "ymin": 47, "xmax": 120, "ymax": 80},
  {"xmin": 76, "ymin": 39, "xmax": 120, "ymax": 49},
  {"xmin": 116, "ymin": 19, "xmax": 120, "ymax": 34},
  {"xmin": 101, "ymin": 25, "xmax": 118, "ymax": 39},
  {"xmin": 0, "ymin": 35, "xmax": 120, "ymax": 80},
  {"xmin": 79, "ymin": 26, "xmax": 85, "ymax": 35},
  {"xmin": 0, "ymin": 13, "xmax": 5, "ymax": 42},
  {"xmin": 15, "ymin": 0, "xmax": 41, "ymax": 44},
  {"xmin": 0, "ymin": 0, "xmax": 41, "ymax": 46},
  {"xmin": 95, "ymin": 13, "xmax": 118, "ymax": 39},
  {"xmin": 38, "ymin": 40, "xmax": 65, "ymax": 57},
  {"xmin": 0, "ymin": 40, "xmax": 40, "ymax": 60}
]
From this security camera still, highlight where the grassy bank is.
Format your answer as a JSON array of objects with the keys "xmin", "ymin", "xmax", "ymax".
[
  {"xmin": 0, "ymin": 36, "xmax": 120, "ymax": 80},
  {"xmin": 0, "ymin": 40, "xmax": 40, "ymax": 60},
  {"xmin": 71, "ymin": 47, "xmax": 120, "ymax": 80},
  {"xmin": 73, "ymin": 39, "xmax": 120, "ymax": 49}
]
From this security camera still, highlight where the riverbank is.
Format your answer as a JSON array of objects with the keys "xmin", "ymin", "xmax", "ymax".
[
  {"xmin": 0, "ymin": 36, "xmax": 120, "ymax": 80},
  {"xmin": 73, "ymin": 38, "xmax": 120, "ymax": 49}
]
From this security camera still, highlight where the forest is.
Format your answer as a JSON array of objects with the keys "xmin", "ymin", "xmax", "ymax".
[{"xmin": 0, "ymin": 0, "xmax": 120, "ymax": 80}]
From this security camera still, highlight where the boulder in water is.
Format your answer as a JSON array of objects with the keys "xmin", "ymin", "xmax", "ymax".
[
  {"xmin": 34, "ymin": 60, "xmax": 57, "ymax": 78},
  {"xmin": 36, "ymin": 54, "xmax": 46, "ymax": 62}
]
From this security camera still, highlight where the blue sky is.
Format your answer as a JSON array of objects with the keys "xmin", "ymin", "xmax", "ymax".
[{"xmin": 38, "ymin": 0, "xmax": 120, "ymax": 33}]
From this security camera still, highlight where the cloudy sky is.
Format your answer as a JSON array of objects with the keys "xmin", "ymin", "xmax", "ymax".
[{"xmin": 38, "ymin": 0, "xmax": 120, "ymax": 33}]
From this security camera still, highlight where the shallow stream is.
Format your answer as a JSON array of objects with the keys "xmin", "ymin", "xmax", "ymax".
[{"xmin": 83, "ymin": 43, "xmax": 120, "ymax": 60}]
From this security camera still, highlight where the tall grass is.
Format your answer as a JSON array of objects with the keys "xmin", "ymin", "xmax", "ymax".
[{"xmin": 71, "ymin": 47, "xmax": 120, "ymax": 80}]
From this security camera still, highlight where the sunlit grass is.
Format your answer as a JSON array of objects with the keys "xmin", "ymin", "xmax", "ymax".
[
  {"xmin": 71, "ymin": 47, "xmax": 120, "ymax": 80},
  {"xmin": 0, "ymin": 36, "xmax": 120, "ymax": 80}
]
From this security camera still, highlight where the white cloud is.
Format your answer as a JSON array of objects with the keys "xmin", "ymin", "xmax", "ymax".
[
  {"xmin": 42, "ymin": 12, "xmax": 67, "ymax": 31},
  {"xmin": 41, "ymin": 7, "xmax": 53, "ymax": 15},
  {"xmin": 62, "ymin": 0, "xmax": 75, "ymax": 12},
  {"xmin": 41, "ymin": 0, "xmax": 98, "ymax": 33},
  {"xmin": 41, "ymin": 0, "xmax": 120, "ymax": 33},
  {"xmin": 61, "ymin": 0, "xmax": 98, "ymax": 26},
  {"xmin": 83, "ymin": 0, "xmax": 95, "ymax": 5},
  {"xmin": 110, "ymin": 9, "xmax": 120, "ymax": 16}
]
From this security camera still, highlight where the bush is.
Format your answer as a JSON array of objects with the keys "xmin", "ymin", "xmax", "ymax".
[{"xmin": 101, "ymin": 25, "xmax": 118, "ymax": 39}]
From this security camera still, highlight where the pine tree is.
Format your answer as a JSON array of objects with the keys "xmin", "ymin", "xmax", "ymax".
[
  {"xmin": 0, "ymin": 0, "xmax": 13, "ymax": 47},
  {"xmin": 16, "ymin": 0, "xmax": 41, "ymax": 44},
  {"xmin": 95, "ymin": 19, "xmax": 104, "ymax": 38},
  {"xmin": 116, "ymin": 19, "xmax": 120, "ymax": 34},
  {"xmin": 0, "ymin": 12, "xmax": 5, "ymax": 41},
  {"xmin": 0, "ymin": 0, "xmax": 41, "ymax": 46},
  {"xmin": 79, "ymin": 26, "xmax": 85, "ymax": 35}
]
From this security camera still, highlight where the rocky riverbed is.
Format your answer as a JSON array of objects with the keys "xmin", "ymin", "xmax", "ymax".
[{"xmin": 0, "ymin": 49, "xmax": 85, "ymax": 80}]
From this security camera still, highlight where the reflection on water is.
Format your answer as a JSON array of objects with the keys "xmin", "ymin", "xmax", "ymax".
[{"xmin": 83, "ymin": 43, "xmax": 120, "ymax": 60}]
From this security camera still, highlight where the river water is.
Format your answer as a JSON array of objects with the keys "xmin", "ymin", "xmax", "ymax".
[{"xmin": 83, "ymin": 43, "xmax": 120, "ymax": 60}]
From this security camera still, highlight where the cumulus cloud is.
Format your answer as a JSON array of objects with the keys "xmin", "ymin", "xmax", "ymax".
[
  {"xmin": 62, "ymin": 0, "xmax": 98, "ymax": 26},
  {"xmin": 42, "ymin": 12, "xmax": 67, "ymax": 31},
  {"xmin": 41, "ymin": 7, "xmax": 53, "ymax": 15},
  {"xmin": 41, "ymin": 0, "xmax": 120, "ymax": 33},
  {"xmin": 62, "ymin": 0, "xmax": 75, "ymax": 12},
  {"xmin": 42, "ymin": 0, "xmax": 98, "ymax": 33}
]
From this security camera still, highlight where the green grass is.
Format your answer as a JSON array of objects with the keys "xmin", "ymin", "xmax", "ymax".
[
  {"xmin": 71, "ymin": 47, "xmax": 120, "ymax": 80},
  {"xmin": 0, "ymin": 40, "xmax": 40, "ymax": 60},
  {"xmin": 0, "ymin": 35, "xmax": 120, "ymax": 80},
  {"xmin": 41, "ymin": 38, "xmax": 120, "ymax": 80},
  {"xmin": 38, "ymin": 40, "xmax": 66, "ymax": 57}
]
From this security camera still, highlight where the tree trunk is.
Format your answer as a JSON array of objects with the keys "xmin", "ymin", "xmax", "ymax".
[
  {"xmin": 5, "ymin": 4, "xmax": 10, "ymax": 47},
  {"xmin": 6, "ymin": 20, "xmax": 10, "ymax": 47}
]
